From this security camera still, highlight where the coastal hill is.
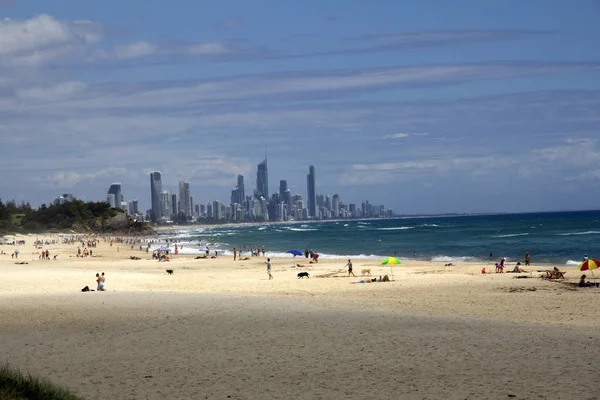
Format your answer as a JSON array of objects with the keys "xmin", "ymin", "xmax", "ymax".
[{"xmin": 0, "ymin": 199, "xmax": 152, "ymax": 234}]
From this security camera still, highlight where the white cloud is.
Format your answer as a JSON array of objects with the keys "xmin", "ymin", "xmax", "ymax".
[
  {"xmin": 113, "ymin": 41, "xmax": 156, "ymax": 59},
  {"xmin": 383, "ymin": 133, "xmax": 428, "ymax": 139},
  {"xmin": 0, "ymin": 15, "xmax": 102, "ymax": 66},
  {"xmin": 15, "ymin": 81, "xmax": 87, "ymax": 102}
]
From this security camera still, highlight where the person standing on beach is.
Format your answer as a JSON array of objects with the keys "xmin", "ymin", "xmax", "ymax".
[
  {"xmin": 266, "ymin": 258, "xmax": 273, "ymax": 280},
  {"xmin": 346, "ymin": 259, "xmax": 355, "ymax": 277},
  {"xmin": 233, "ymin": 247, "xmax": 237, "ymax": 261},
  {"xmin": 525, "ymin": 252, "xmax": 531, "ymax": 266}
]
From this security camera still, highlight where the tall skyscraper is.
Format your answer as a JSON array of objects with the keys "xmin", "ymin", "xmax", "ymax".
[
  {"xmin": 332, "ymin": 194, "xmax": 340, "ymax": 218},
  {"xmin": 128, "ymin": 199, "xmax": 139, "ymax": 215},
  {"xmin": 107, "ymin": 183, "xmax": 122, "ymax": 209},
  {"xmin": 256, "ymin": 158, "xmax": 268, "ymax": 199},
  {"xmin": 307, "ymin": 165, "xmax": 316, "ymax": 218},
  {"xmin": 171, "ymin": 193, "xmax": 178, "ymax": 216},
  {"xmin": 279, "ymin": 180, "xmax": 287, "ymax": 199},
  {"xmin": 231, "ymin": 174, "xmax": 245, "ymax": 205},
  {"xmin": 150, "ymin": 172, "xmax": 162, "ymax": 221},
  {"xmin": 161, "ymin": 190, "xmax": 172, "ymax": 216},
  {"xmin": 179, "ymin": 181, "xmax": 191, "ymax": 218}
]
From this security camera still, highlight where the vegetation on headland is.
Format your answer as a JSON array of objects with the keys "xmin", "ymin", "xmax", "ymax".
[
  {"xmin": 0, "ymin": 199, "xmax": 152, "ymax": 234},
  {"xmin": 0, "ymin": 362, "xmax": 84, "ymax": 400}
]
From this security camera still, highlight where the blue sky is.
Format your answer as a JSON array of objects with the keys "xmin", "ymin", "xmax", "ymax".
[{"xmin": 1, "ymin": 0, "xmax": 600, "ymax": 214}]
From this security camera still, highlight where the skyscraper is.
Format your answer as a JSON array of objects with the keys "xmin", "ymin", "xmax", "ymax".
[
  {"xmin": 150, "ymin": 172, "xmax": 162, "ymax": 221},
  {"xmin": 279, "ymin": 180, "xmax": 287, "ymax": 199},
  {"xmin": 161, "ymin": 190, "xmax": 172, "ymax": 216},
  {"xmin": 256, "ymin": 159, "xmax": 268, "ymax": 199},
  {"xmin": 231, "ymin": 174, "xmax": 245, "ymax": 205},
  {"xmin": 179, "ymin": 181, "xmax": 191, "ymax": 218},
  {"xmin": 332, "ymin": 194, "xmax": 340, "ymax": 218},
  {"xmin": 307, "ymin": 165, "xmax": 316, "ymax": 218},
  {"xmin": 107, "ymin": 183, "xmax": 122, "ymax": 209},
  {"xmin": 171, "ymin": 193, "xmax": 178, "ymax": 216}
]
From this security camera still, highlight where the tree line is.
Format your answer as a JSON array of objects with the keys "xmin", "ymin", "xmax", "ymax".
[{"xmin": 0, "ymin": 198, "xmax": 148, "ymax": 233}]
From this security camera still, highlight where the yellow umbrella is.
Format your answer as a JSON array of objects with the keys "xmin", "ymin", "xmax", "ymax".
[
  {"xmin": 578, "ymin": 258, "xmax": 599, "ymax": 278},
  {"xmin": 380, "ymin": 257, "xmax": 401, "ymax": 279}
]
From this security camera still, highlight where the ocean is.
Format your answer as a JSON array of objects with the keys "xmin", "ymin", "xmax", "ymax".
[{"xmin": 155, "ymin": 210, "xmax": 600, "ymax": 265}]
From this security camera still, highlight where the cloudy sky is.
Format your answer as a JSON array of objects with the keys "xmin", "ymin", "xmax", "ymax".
[{"xmin": 1, "ymin": 0, "xmax": 599, "ymax": 214}]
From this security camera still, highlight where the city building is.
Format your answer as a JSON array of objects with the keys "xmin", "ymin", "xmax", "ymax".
[
  {"xmin": 54, "ymin": 193, "xmax": 74, "ymax": 205},
  {"xmin": 106, "ymin": 183, "xmax": 122, "ymax": 209},
  {"xmin": 171, "ymin": 193, "xmax": 178, "ymax": 216},
  {"xmin": 128, "ymin": 199, "xmax": 139, "ymax": 215},
  {"xmin": 231, "ymin": 174, "xmax": 245, "ymax": 206},
  {"xmin": 150, "ymin": 172, "xmax": 162, "ymax": 221},
  {"xmin": 307, "ymin": 165, "xmax": 316, "ymax": 218},
  {"xmin": 179, "ymin": 181, "xmax": 191, "ymax": 218},
  {"xmin": 256, "ymin": 158, "xmax": 268, "ymax": 199}
]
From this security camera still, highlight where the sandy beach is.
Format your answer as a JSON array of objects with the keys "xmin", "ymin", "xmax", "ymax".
[{"xmin": 1, "ymin": 234, "xmax": 599, "ymax": 399}]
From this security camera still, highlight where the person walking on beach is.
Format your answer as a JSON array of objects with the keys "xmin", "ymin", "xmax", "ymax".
[
  {"xmin": 346, "ymin": 259, "xmax": 355, "ymax": 277},
  {"xmin": 266, "ymin": 258, "xmax": 273, "ymax": 280},
  {"xmin": 233, "ymin": 247, "xmax": 237, "ymax": 261},
  {"xmin": 525, "ymin": 252, "xmax": 531, "ymax": 266}
]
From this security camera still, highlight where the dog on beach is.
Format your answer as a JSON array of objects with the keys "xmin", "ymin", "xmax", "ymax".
[
  {"xmin": 297, "ymin": 272, "xmax": 310, "ymax": 279},
  {"xmin": 361, "ymin": 268, "xmax": 371, "ymax": 276},
  {"xmin": 165, "ymin": 269, "xmax": 174, "ymax": 275}
]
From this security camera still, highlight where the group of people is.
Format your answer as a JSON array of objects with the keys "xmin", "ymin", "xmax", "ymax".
[{"xmin": 95, "ymin": 272, "xmax": 106, "ymax": 291}]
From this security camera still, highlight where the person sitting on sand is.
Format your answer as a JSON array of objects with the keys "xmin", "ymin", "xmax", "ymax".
[
  {"xmin": 578, "ymin": 274, "xmax": 593, "ymax": 287},
  {"xmin": 512, "ymin": 262, "xmax": 527, "ymax": 273},
  {"xmin": 545, "ymin": 267, "xmax": 565, "ymax": 280}
]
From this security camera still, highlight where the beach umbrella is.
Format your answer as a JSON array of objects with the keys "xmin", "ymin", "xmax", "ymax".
[
  {"xmin": 380, "ymin": 257, "xmax": 401, "ymax": 279},
  {"xmin": 578, "ymin": 258, "xmax": 600, "ymax": 278},
  {"xmin": 287, "ymin": 249, "xmax": 303, "ymax": 257},
  {"xmin": 380, "ymin": 257, "xmax": 401, "ymax": 265}
]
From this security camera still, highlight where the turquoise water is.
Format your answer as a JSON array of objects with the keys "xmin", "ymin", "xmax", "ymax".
[{"xmin": 159, "ymin": 210, "xmax": 600, "ymax": 265}]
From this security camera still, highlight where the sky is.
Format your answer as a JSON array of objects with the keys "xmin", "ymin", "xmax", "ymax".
[{"xmin": 1, "ymin": 0, "xmax": 600, "ymax": 214}]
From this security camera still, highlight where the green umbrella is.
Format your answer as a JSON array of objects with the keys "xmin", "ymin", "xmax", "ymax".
[{"xmin": 380, "ymin": 257, "xmax": 401, "ymax": 279}]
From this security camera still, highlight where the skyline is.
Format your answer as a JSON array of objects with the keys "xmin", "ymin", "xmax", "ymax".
[
  {"xmin": 141, "ymin": 162, "xmax": 394, "ymax": 222},
  {"xmin": 1, "ymin": 1, "xmax": 600, "ymax": 214}
]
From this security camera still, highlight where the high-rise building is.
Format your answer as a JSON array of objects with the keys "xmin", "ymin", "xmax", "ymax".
[
  {"xmin": 107, "ymin": 183, "xmax": 122, "ymax": 209},
  {"xmin": 161, "ymin": 191, "xmax": 172, "ymax": 217},
  {"xmin": 179, "ymin": 181, "xmax": 191, "ymax": 218},
  {"xmin": 171, "ymin": 193, "xmax": 178, "ymax": 216},
  {"xmin": 150, "ymin": 172, "xmax": 162, "ymax": 221},
  {"xmin": 256, "ymin": 159, "xmax": 268, "ymax": 199},
  {"xmin": 279, "ymin": 180, "xmax": 287, "ymax": 199},
  {"xmin": 128, "ymin": 199, "xmax": 139, "ymax": 215},
  {"xmin": 231, "ymin": 174, "xmax": 245, "ymax": 205},
  {"xmin": 307, "ymin": 165, "xmax": 316, "ymax": 218},
  {"xmin": 332, "ymin": 194, "xmax": 340, "ymax": 218},
  {"xmin": 106, "ymin": 194, "xmax": 116, "ymax": 208}
]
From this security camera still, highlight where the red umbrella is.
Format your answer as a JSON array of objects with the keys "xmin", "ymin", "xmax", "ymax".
[{"xmin": 578, "ymin": 258, "xmax": 599, "ymax": 278}]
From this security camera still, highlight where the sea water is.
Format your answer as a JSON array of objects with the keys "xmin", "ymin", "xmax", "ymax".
[{"xmin": 153, "ymin": 210, "xmax": 600, "ymax": 265}]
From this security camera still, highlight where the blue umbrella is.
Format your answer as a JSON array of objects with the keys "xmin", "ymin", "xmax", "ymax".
[{"xmin": 287, "ymin": 249, "xmax": 303, "ymax": 256}]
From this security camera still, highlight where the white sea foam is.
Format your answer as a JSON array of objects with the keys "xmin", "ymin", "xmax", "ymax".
[
  {"xmin": 257, "ymin": 226, "xmax": 268, "ymax": 231},
  {"xmin": 431, "ymin": 255, "xmax": 480, "ymax": 263},
  {"xmin": 376, "ymin": 226, "xmax": 413, "ymax": 231},
  {"xmin": 288, "ymin": 228, "xmax": 318, "ymax": 232},
  {"xmin": 493, "ymin": 233, "xmax": 530, "ymax": 238},
  {"xmin": 566, "ymin": 260, "xmax": 581, "ymax": 266},
  {"xmin": 558, "ymin": 231, "xmax": 600, "ymax": 236}
]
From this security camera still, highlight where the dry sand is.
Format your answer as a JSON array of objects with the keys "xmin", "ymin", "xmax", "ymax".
[{"xmin": 1, "ymin": 234, "xmax": 599, "ymax": 400}]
